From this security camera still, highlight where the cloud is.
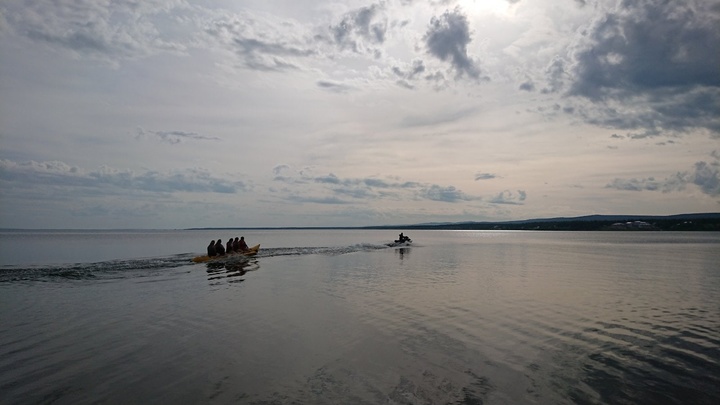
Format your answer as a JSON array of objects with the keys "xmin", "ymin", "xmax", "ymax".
[
  {"xmin": 606, "ymin": 158, "xmax": 720, "ymax": 197},
  {"xmin": 272, "ymin": 164, "xmax": 290, "ymax": 176},
  {"xmin": 0, "ymin": 159, "xmax": 245, "ymax": 194},
  {"xmin": 519, "ymin": 81, "xmax": 535, "ymax": 92},
  {"xmin": 563, "ymin": 0, "xmax": 720, "ymax": 136},
  {"xmin": 286, "ymin": 195, "xmax": 353, "ymax": 205},
  {"xmin": 606, "ymin": 177, "xmax": 662, "ymax": 192},
  {"xmin": 314, "ymin": 173, "xmax": 342, "ymax": 185},
  {"xmin": 229, "ymin": 38, "xmax": 308, "ymax": 71},
  {"xmin": 136, "ymin": 128, "xmax": 220, "ymax": 144},
  {"xmin": 202, "ymin": 3, "xmax": 400, "ymax": 74},
  {"xmin": 392, "ymin": 60, "xmax": 426, "ymax": 80},
  {"xmin": 391, "ymin": 59, "xmax": 427, "ymax": 88},
  {"xmin": 399, "ymin": 107, "xmax": 479, "ymax": 127},
  {"xmin": 271, "ymin": 168, "xmax": 480, "ymax": 203},
  {"xmin": 690, "ymin": 161, "xmax": 720, "ymax": 196},
  {"xmin": 205, "ymin": 15, "xmax": 315, "ymax": 72},
  {"xmin": 3, "ymin": 0, "xmax": 189, "ymax": 61},
  {"xmin": 489, "ymin": 190, "xmax": 527, "ymax": 205},
  {"xmin": 424, "ymin": 7, "xmax": 480, "ymax": 79},
  {"xmin": 541, "ymin": 56, "xmax": 567, "ymax": 94},
  {"xmin": 475, "ymin": 172, "xmax": 498, "ymax": 180},
  {"xmin": 420, "ymin": 184, "xmax": 479, "ymax": 202},
  {"xmin": 329, "ymin": 3, "xmax": 388, "ymax": 53},
  {"xmin": 317, "ymin": 80, "xmax": 354, "ymax": 93}
]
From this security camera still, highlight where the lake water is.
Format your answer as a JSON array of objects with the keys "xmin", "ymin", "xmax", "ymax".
[{"xmin": 1, "ymin": 229, "xmax": 719, "ymax": 404}]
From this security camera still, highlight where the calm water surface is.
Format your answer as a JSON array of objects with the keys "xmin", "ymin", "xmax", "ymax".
[{"xmin": 1, "ymin": 230, "xmax": 719, "ymax": 404}]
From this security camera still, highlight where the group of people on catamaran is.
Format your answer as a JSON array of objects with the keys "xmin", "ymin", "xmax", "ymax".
[{"xmin": 207, "ymin": 236, "xmax": 250, "ymax": 257}]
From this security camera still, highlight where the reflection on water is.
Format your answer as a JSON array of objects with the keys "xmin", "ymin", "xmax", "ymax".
[
  {"xmin": 205, "ymin": 257, "xmax": 260, "ymax": 283},
  {"xmin": 394, "ymin": 247, "xmax": 410, "ymax": 260},
  {"xmin": 0, "ymin": 231, "xmax": 719, "ymax": 405}
]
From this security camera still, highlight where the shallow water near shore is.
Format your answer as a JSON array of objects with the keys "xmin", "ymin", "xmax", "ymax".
[{"xmin": 1, "ymin": 229, "xmax": 719, "ymax": 404}]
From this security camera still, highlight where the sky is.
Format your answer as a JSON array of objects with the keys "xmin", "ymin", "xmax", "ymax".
[{"xmin": 0, "ymin": 0, "xmax": 719, "ymax": 229}]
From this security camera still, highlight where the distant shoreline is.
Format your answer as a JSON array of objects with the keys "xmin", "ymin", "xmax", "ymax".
[
  {"xmin": 2, "ymin": 213, "xmax": 719, "ymax": 232},
  {"xmin": 187, "ymin": 213, "xmax": 720, "ymax": 232}
]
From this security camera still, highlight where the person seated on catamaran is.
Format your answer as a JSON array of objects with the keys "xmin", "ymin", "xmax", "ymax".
[
  {"xmin": 226, "ymin": 238, "xmax": 234, "ymax": 254},
  {"xmin": 207, "ymin": 240, "xmax": 217, "ymax": 257},
  {"xmin": 215, "ymin": 238, "xmax": 226, "ymax": 256},
  {"xmin": 239, "ymin": 236, "xmax": 249, "ymax": 251},
  {"xmin": 233, "ymin": 237, "xmax": 240, "ymax": 252}
]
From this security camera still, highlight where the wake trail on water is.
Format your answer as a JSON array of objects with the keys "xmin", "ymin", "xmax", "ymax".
[{"xmin": 0, "ymin": 242, "xmax": 407, "ymax": 283}]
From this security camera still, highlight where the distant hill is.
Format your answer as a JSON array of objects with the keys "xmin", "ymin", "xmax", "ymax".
[
  {"xmin": 362, "ymin": 213, "xmax": 720, "ymax": 231},
  {"xmin": 186, "ymin": 213, "xmax": 720, "ymax": 231}
]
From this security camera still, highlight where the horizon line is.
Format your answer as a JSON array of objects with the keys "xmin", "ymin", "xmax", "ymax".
[{"xmin": 1, "ymin": 212, "xmax": 718, "ymax": 232}]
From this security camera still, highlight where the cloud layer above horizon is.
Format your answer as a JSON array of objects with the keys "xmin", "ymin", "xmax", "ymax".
[{"xmin": 1, "ymin": 0, "xmax": 718, "ymax": 228}]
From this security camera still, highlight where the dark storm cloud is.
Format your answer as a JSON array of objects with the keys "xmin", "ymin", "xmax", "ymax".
[
  {"xmin": 564, "ymin": 0, "xmax": 720, "ymax": 136},
  {"xmin": 0, "ymin": 159, "xmax": 244, "ymax": 194},
  {"xmin": 606, "ymin": 158, "xmax": 720, "ymax": 197},
  {"xmin": 424, "ymin": 7, "xmax": 480, "ymax": 79},
  {"xmin": 571, "ymin": 1, "xmax": 719, "ymax": 97}
]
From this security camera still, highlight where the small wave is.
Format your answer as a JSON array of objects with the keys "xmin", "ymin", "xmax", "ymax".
[{"xmin": 0, "ymin": 254, "xmax": 196, "ymax": 283}]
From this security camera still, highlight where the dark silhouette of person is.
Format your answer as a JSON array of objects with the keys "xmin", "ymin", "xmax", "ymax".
[
  {"xmin": 216, "ymin": 238, "xmax": 226, "ymax": 256},
  {"xmin": 226, "ymin": 238, "xmax": 233, "ymax": 254},
  {"xmin": 207, "ymin": 240, "xmax": 216, "ymax": 257},
  {"xmin": 396, "ymin": 233, "xmax": 410, "ymax": 243},
  {"xmin": 239, "ymin": 236, "xmax": 249, "ymax": 251},
  {"xmin": 233, "ymin": 237, "xmax": 240, "ymax": 252}
]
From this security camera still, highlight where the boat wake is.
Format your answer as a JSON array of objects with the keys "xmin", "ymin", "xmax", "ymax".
[
  {"xmin": 258, "ymin": 242, "xmax": 398, "ymax": 258},
  {"xmin": 0, "ymin": 242, "xmax": 409, "ymax": 283},
  {"xmin": 0, "ymin": 254, "xmax": 197, "ymax": 283}
]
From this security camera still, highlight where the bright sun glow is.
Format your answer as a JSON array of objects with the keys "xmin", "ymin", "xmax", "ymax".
[{"xmin": 458, "ymin": 0, "xmax": 512, "ymax": 16}]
